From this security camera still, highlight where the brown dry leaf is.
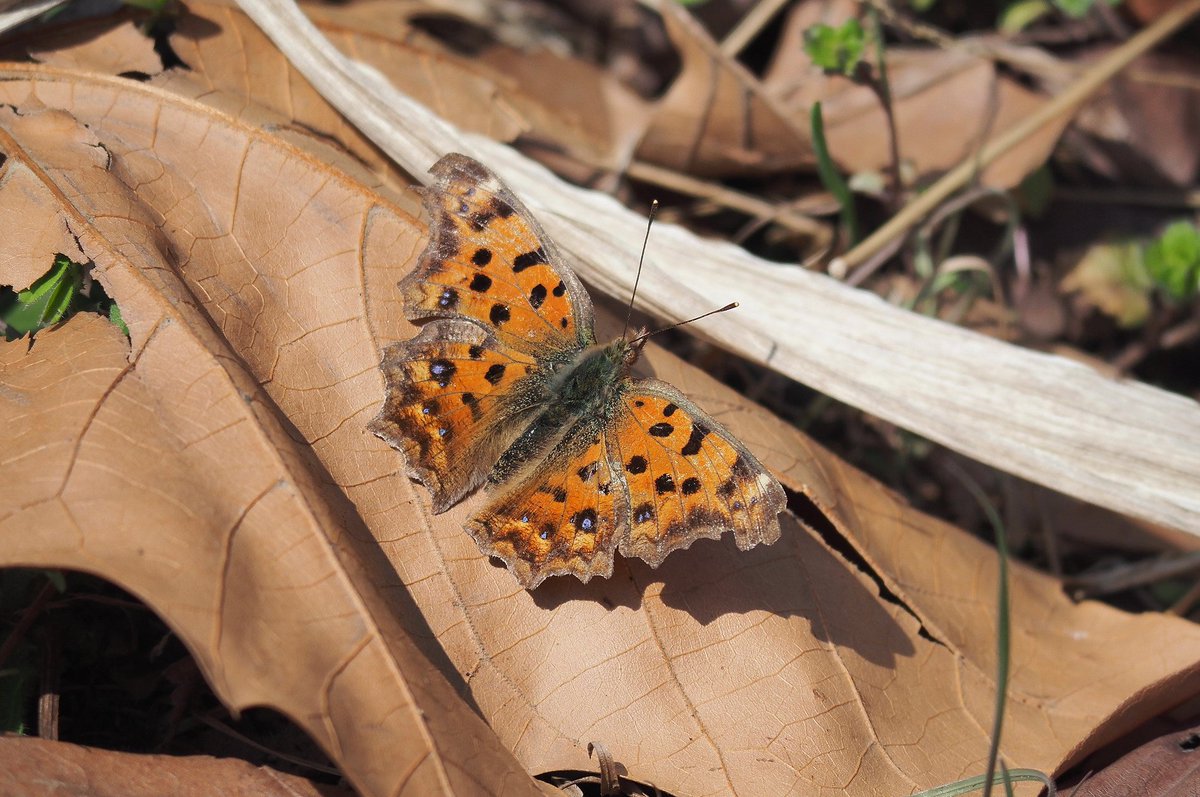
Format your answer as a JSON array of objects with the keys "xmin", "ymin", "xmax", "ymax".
[
  {"xmin": 635, "ymin": 0, "xmax": 814, "ymax": 177},
  {"xmin": 764, "ymin": 0, "xmax": 1068, "ymax": 189},
  {"xmin": 164, "ymin": 0, "xmax": 647, "ymax": 183},
  {"xmin": 1065, "ymin": 720, "xmax": 1200, "ymax": 795},
  {"xmin": 301, "ymin": 0, "xmax": 651, "ymax": 173},
  {"xmin": 4, "ymin": 49, "xmax": 1200, "ymax": 797},
  {"xmin": 1070, "ymin": 49, "xmax": 1200, "ymax": 187},
  {"xmin": 24, "ymin": 12, "xmax": 162, "ymax": 75},
  {"xmin": 0, "ymin": 736, "xmax": 352, "ymax": 797},
  {"xmin": 1060, "ymin": 240, "xmax": 1152, "ymax": 327},
  {"xmin": 0, "ymin": 89, "xmax": 542, "ymax": 797}
]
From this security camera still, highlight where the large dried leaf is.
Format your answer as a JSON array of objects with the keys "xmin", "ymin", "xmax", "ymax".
[
  {"xmin": 0, "ymin": 95, "xmax": 542, "ymax": 797},
  {"xmin": 0, "ymin": 736, "xmax": 352, "ymax": 797},
  {"xmin": 4, "ymin": 54, "xmax": 1200, "ymax": 797}
]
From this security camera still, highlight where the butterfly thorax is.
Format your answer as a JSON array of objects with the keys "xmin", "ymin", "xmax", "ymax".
[{"xmin": 488, "ymin": 334, "xmax": 645, "ymax": 487}]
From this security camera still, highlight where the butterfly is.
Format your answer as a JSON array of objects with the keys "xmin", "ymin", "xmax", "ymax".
[{"xmin": 370, "ymin": 154, "xmax": 785, "ymax": 589}]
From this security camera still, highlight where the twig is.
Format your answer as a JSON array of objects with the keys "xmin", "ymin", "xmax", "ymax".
[
  {"xmin": 195, "ymin": 713, "xmax": 343, "ymax": 776},
  {"xmin": 720, "ymin": 0, "xmax": 791, "ymax": 57},
  {"xmin": 865, "ymin": 8, "xmax": 903, "ymax": 207},
  {"xmin": 0, "ymin": 577, "xmax": 56, "ymax": 671},
  {"xmin": 832, "ymin": 0, "xmax": 1200, "ymax": 273},
  {"xmin": 1065, "ymin": 550, "xmax": 1200, "ymax": 597},
  {"xmin": 625, "ymin": 159, "xmax": 828, "ymax": 241},
  {"xmin": 1055, "ymin": 186, "xmax": 1200, "ymax": 209},
  {"xmin": 37, "ymin": 620, "xmax": 60, "ymax": 740},
  {"xmin": 1168, "ymin": 578, "xmax": 1200, "ymax": 617}
]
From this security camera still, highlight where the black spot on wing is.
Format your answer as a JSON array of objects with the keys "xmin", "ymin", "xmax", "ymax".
[
  {"xmin": 471, "ymin": 247, "xmax": 492, "ymax": 266},
  {"xmin": 437, "ymin": 287, "xmax": 458, "ymax": 309},
  {"xmin": 577, "ymin": 462, "xmax": 600, "ymax": 482},
  {"xmin": 573, "ymin": 508, "xmax": 598, "ymax": 533},
  {"xmin": 552, "ymin": 281, "xmax": 565, "ymax": 297},
  {"xmin": 626, "ymin": 456, "xmax": 647, "ymax": 474},
  {"xmin": 469, "ymin": 273, "xmax": 492, "ymax": 292},
  {"xmin": 681, "ymin": 477, "xmax": 702, "ymax": 495},
  {"xmin": 512, "ymin": 247, "xmax": 546, "ymax": 273},
  {"xmin": 467, "ymin": 345, "xmax": 484, "ymax": 359},
  {"xmin": 484, "ymin": 363, "xmax": 506, "ymax": 384},
  {"xmin": 529, "ymin": 283, "xmax": 547, "ymax": 310},
  {"xmin": 655, "ymin": 473, "xmax": 675, "ymax": 494},
  {"xmin": 461, "ymin": 391, "xmax": 482, "ymax": 421},
  {"xmin": 663, "ymin": 403, "xmax": 677, "ymax": 416},
  {"xmin": 633, "ymin": 503, "xmax": 654, "ymax": 524},
  {"xmin": 429, "ymin": 359, "xmax": 455, "ymax": 388},
  {"xmin": 489, "ymin": 303, "xmax": 510, "ymax": 326},
  {"xmin": 681, "ymin": 424, "xmax": 709, "ymax": 456},
  {"xmin": 649, "ymin": 422, "xmax": 674, "ymax": 437}
]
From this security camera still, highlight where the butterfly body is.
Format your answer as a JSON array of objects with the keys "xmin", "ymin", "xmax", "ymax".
[
  {"xmin": 371, "ymin": 154, "xmax": 785, "ymax": 588},
  {"xmin": 488, "ymin": 335, "xmax": 641, "ymax": 488}
]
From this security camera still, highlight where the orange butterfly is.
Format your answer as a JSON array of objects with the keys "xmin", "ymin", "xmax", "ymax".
[{"xmin": 371, "ymin": 154, "xmax": 785, "ymax": 588}]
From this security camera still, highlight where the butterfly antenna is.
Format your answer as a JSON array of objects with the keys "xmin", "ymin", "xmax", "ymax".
[
  {"xmin": 622, "ymin": 199, "xmax": 659, "ymax": 341},
  {"xmin": 631, "ymin": 302, "xmax": 740, "ymax": 345}
]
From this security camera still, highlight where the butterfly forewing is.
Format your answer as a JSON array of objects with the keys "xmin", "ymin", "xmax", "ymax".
[
  {"xmin": 467, "ymin": 422, "xmax": 627, "ymax": 588},
  {"xmin": 369, "ymin": 321, "xmax": 542, "ymax": 512},
  {"xmin": 608, "ymin": 381, "xmax": 785, "ymax": 567},
  {"xmin": 402, "ymin": 154, "xmax": 595, "ymax": 358}
]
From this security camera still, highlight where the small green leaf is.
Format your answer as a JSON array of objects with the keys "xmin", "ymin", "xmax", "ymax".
[
  {"xmin": 1145, "ymin": 220, "xmax": 1200, "ymax": 300},
  {"xmin": 42, "ymin": 570, "xmax": 67, "ymax": 593},
  {"xmin": 803, "ymin": 20, "xmax": 866, "ymax": 77},
  {"xmin": 2, "ymin": 254, "xmax": 83, "ymax": 337},
  {"xmin": 1015, "ymin": 166, "xmax": 1054, "ymax": 217},
  {"xmin": 108, "ymin": 302, "xmax": 130, "ymax": 336},
  {"xmin": 1000, "ymin": 0, "xmax": 1052, "ymax": 33},
  {"xmin": 1052, "ymin": 0, "xmax": 1121, "ymax": 18}
]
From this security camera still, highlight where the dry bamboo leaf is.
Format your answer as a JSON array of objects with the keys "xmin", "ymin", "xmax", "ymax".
[
  {"xmin": 635, "ymin": 0, "xmax": 814, "ymax": 177},
  {"xmin": 0, "ymin": 0, "xmax": 65, "ymax": 38},
  {"xmin": 226, "ymin": 0, "xmax": 1200, "ymax": 539},
  {"xmin": 0, "ymin": 736, "xmax": 352, "ymax": 797},
  {"xmin": 4, "ymin": 60, "xmax": 1200, "ymax": 796},
  {"xmin": 0, "ymin": 97, "xmax": 542, "ymax": 797}
]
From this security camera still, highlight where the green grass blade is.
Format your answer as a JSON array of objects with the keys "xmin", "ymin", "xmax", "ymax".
[{"xmin": 810, "ymin": 101, "xmax": 859, "ymax": 244}]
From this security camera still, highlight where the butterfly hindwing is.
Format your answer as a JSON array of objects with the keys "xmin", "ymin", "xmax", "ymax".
[
  {"xmin": 368, "ymin": 320, "xmax": 543, "ymax": 512},
  {"xmin": 608, "ymin": 380, "xmax": 785, "ymax": 567},
  {"xmin": 466, "ymin": 417, "xmax": 627, "ymax": 588},
  {"xmin": 402, "ymin": 154, "xmax": 596, "ymax": 358}
]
